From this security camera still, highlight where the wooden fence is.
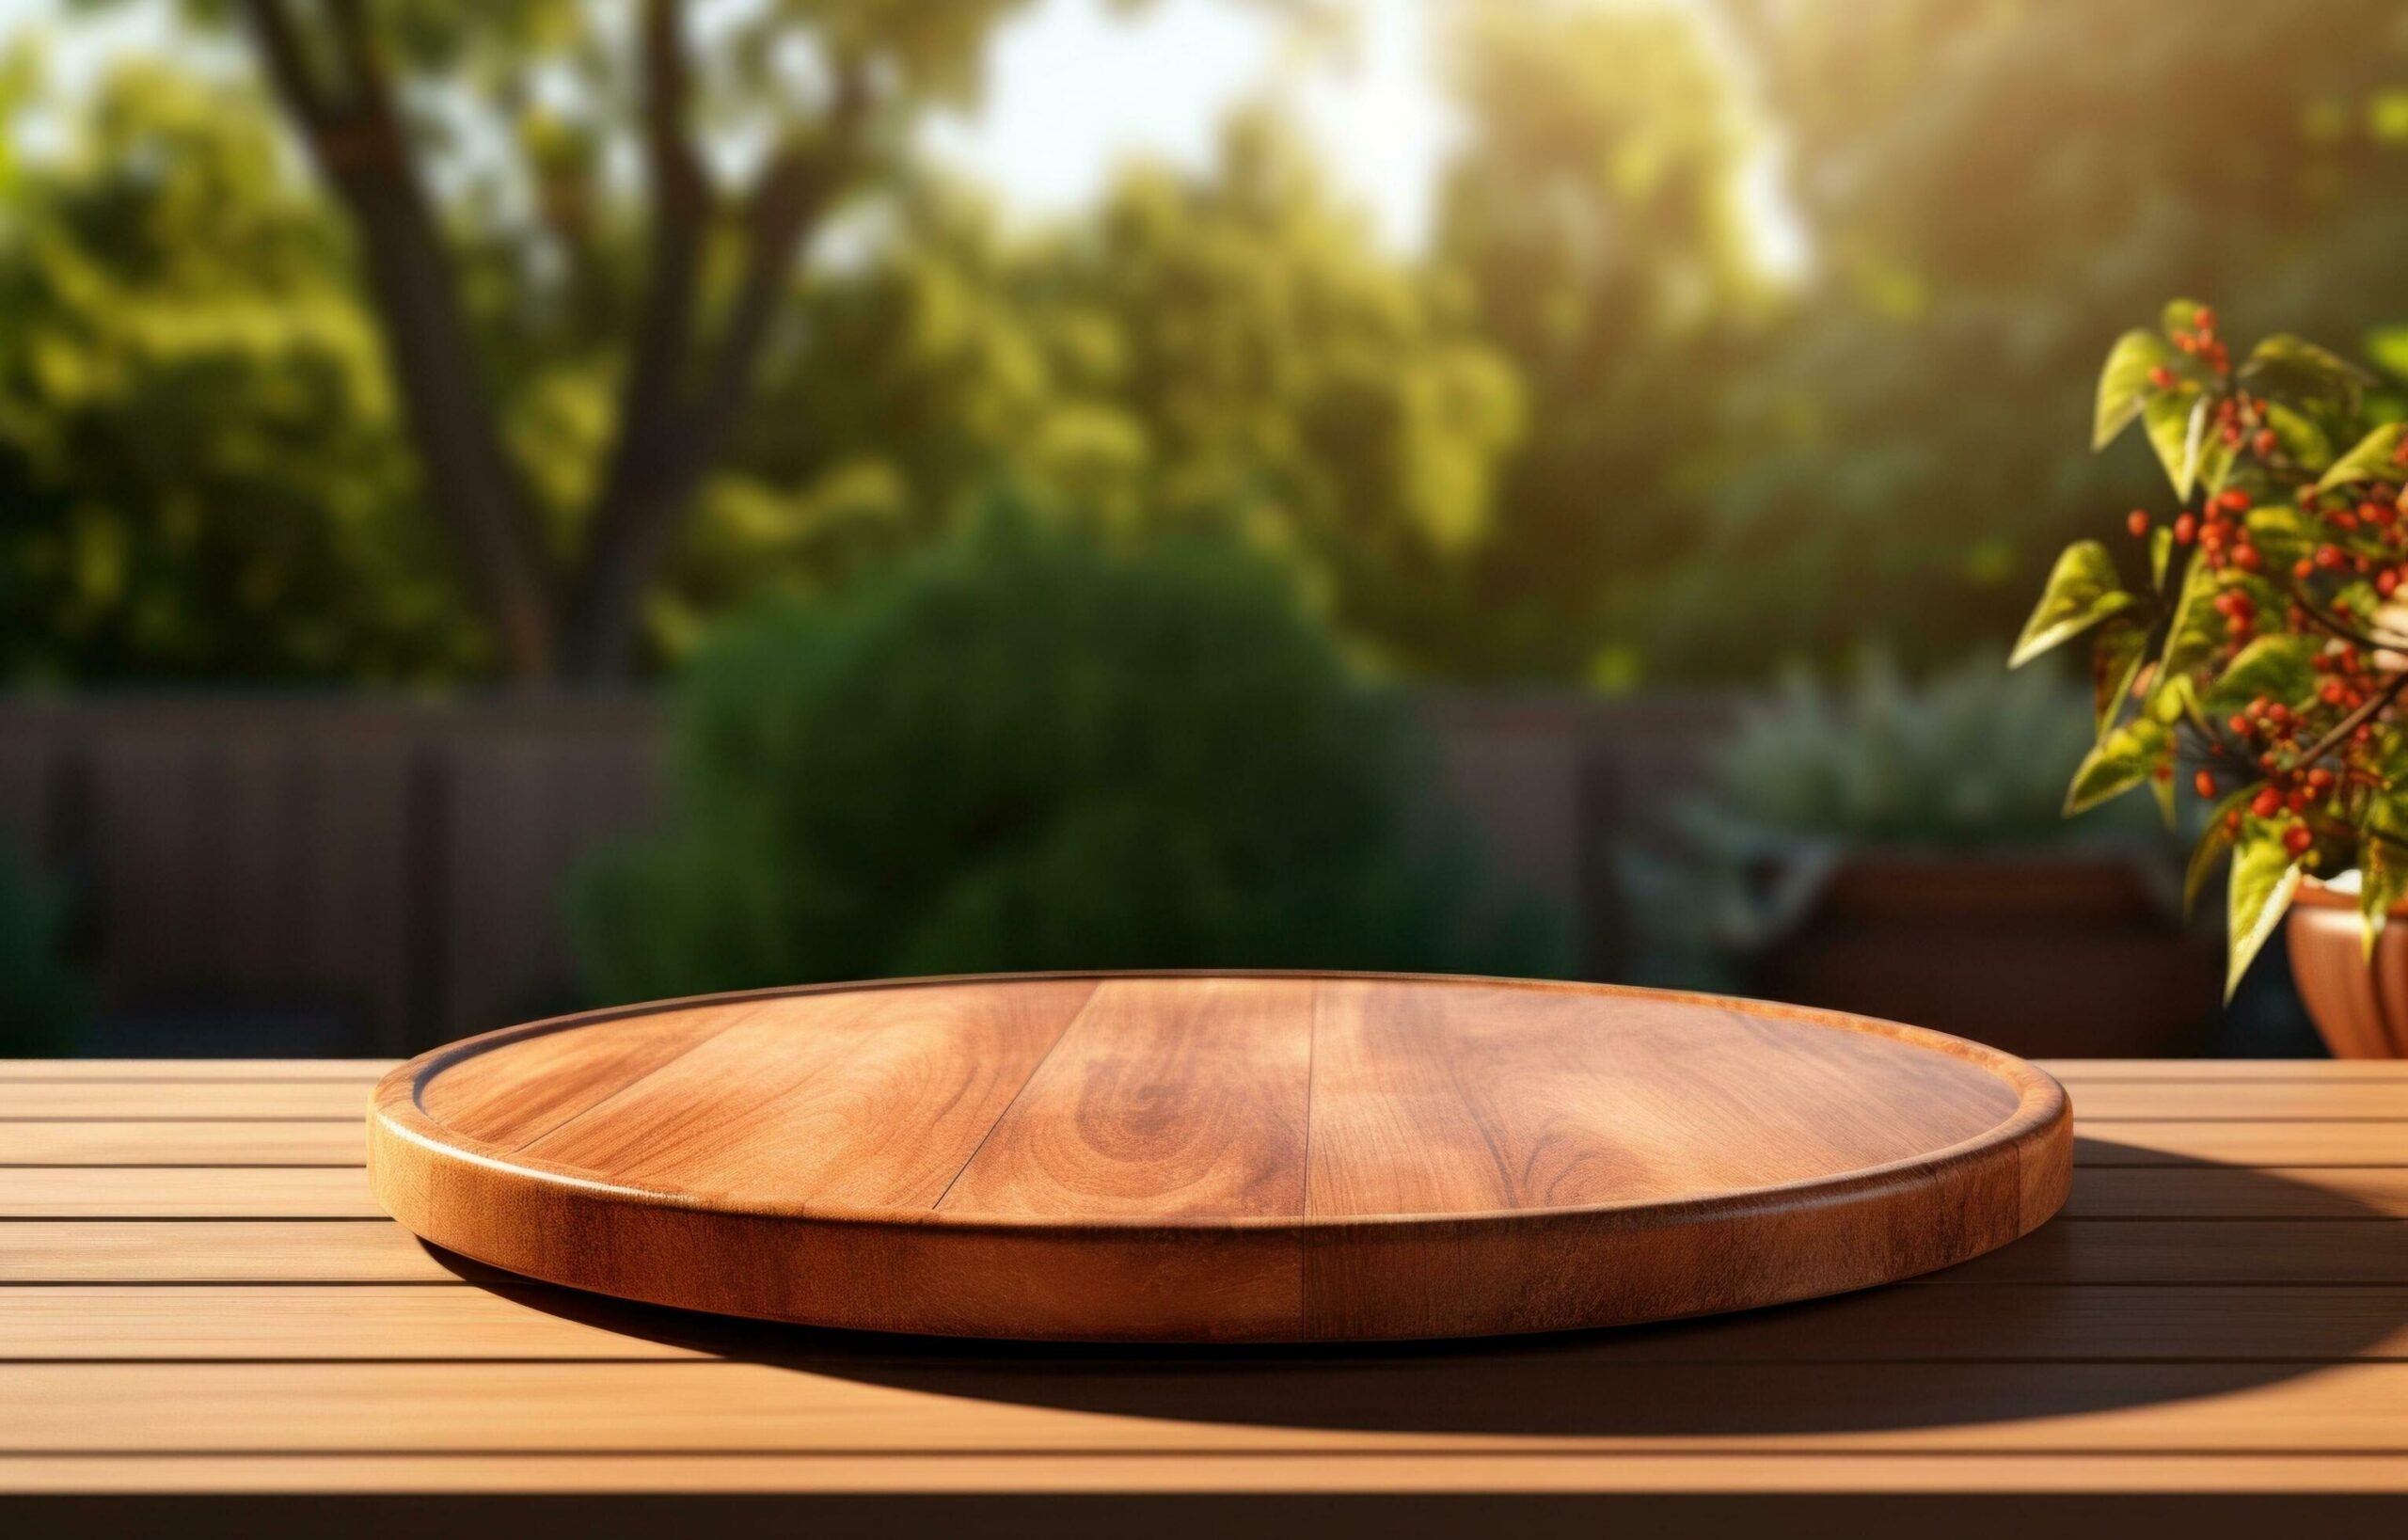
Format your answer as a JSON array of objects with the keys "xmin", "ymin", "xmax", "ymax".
[{"xmin": 0, "ymin": 691, "xmax": 1739, "ymax": 1055}]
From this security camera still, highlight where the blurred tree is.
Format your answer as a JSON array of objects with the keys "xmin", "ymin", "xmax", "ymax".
[
  {"xmin": 1419, "ymin": 0, "xmax": 1767, "ymax": 682},
  {"xmin": 1680, "ymin": 0, "xmax": 2408, "ymax": 677},
  {"xmin": 0, "ymin": 60, "xmax": 474, "ymax": 681},
  {"xmin": 670, "ymin": 109, "xmax": 1525, "ymax": 673},
  {"xmin": 114, "ymin": 0, "xmax": 1037, "ymax": 680},
  {"xmin": 576, "ymin": 502, "xmax": 1563, "ymax": 1001}
]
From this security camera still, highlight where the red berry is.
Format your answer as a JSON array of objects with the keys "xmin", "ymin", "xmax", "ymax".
[
  {"xmin": 2174, "ymin": 514, "xmax": 2198, "ymax": 544},
  {"xmin": 2255, "ymin": 428, "xmax": 2279, "ymax": 457},
  {"xmin": 2284, "ymin": 823, "xmax": 2315, "ymax": 856},
  {"xmin": 2194, "ymin": 770, "xmax": 2218, "ymax": 799},
  {"xmin": 2252, "ymin": 788, "xmax": 2284, "ymax": 818},
  {"xmin": 2127, "ymin": 510, "xmax": 2150, "ymax": 538},
  {"xmin": 2194, "ymin": 306, "xmax": 2216, "ymax": 332},
  {"xmin": 2307, "ymin": 768, "xmax": 2337, "ymax": 791},
  {"xmin": 2149, "ymin": 365, "xmax": 2178, "ymax": 389},
  {"xmin": 2235, "ymin": 545, "xmax": 2263, "ymax": 572}
]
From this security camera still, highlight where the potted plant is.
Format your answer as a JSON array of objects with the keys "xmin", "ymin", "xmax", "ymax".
[
  {"xmin": 1622, "ymin": 653, "xmax": 2214, "ymax": 1058},
  {"xmin": 2016, "ymin": 300, "xmax": 2408, "ymax": 1056}
]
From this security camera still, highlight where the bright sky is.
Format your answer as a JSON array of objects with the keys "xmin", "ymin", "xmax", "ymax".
[
  {"xmin": 924, "ymin": 0, "xmax": 1456, "ymax": 250},
  {"xmin": 17, "ymin": 0, "xmax": 1803, "ymax": 267}
]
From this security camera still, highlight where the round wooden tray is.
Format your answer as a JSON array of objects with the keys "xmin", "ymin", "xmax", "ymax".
[{"xmin": 369, "ymin": 973, "xmax": 2071, "ymax": 1342}]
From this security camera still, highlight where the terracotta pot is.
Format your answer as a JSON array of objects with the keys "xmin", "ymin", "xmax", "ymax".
[
  {"xmin": 1751, "ymin": 853, "xmax": 2218, "ymax": 1059},
  {"xmin": 2285, "ymin": 882, "xmax": 2408, "ymax": 1057}
]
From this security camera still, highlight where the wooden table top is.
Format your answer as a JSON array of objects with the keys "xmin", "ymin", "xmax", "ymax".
[
  {"xmin": 7, "ymin": 1056, "xmax": 2408, "ymax": 1530},
  {"xmin": 369, "ymin": 975, "xmax": 2068, "ymax": 1342}
]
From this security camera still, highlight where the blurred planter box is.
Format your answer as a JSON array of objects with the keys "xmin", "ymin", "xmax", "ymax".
[{"xmin": 1751, "ymin": 853, "xmax": 2221, "ymax": 1059}]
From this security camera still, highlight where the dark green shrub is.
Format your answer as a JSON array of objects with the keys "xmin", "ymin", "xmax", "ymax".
[
  {"xmin": 0, "ymin": 837, "xmax": 84, "ymax": 1056},
  {"xmin": 574, "ymin": 511, "xmax": 1564, "ymax": 1002}
]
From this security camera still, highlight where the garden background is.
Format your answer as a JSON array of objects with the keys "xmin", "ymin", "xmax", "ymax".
[{"xmin": 7, "ymin": 0, "xmax": 2406, "ymax": 1056}]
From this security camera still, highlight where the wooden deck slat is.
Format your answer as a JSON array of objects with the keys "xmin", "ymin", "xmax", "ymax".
[
  {"xmin": 2043, "ymin": 1059, "xmax": 2408, "ymax": 1081},
  {"xmin": 2063, "ymin": 1167, "xmax": 2408, "ymax": 1218},
  {"xmin": 2067, "ymin": 1083, "xmax": 2408, "ymax": 1119},
  {"xmin": 2077, "ymin": 1122, "xmax": 2408, "ymax": 1165},
  {"xmin": 0, "ymin": 1222, "xmax": 458, "ymax": 1282},
  {"xmin": 17, "ymin": 1359, "xmax": 2408, "ymax": 1453},
  {"xmin": 8, "ymin": 1282, "xmax": 2408, "ymax": 1363},
  {"xmin": 0, "ymin": 1084, "xmax": 371, "ymax": 1120},
  {"xmin": 0, "ymin": 1168, "xmax": 380, "ymax": 1218},
  {"xmin": 0, "ymin": 1061, "xmax": 393, "ymax": 1082},
  {"xmin": 0, "ymin": 1123, "xmax": 364, "ymax": 1167},
  {"xmin": 3, "ymin": 1452, "xmax": 2408, "ymax": 1497}
]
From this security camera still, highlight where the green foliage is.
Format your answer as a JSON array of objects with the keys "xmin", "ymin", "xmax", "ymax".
[
  {"xmin": 1623, "ymin": 652, "xmax": 2162, "ymax": 985},
  {"xmin": 2026, "ymin": 301, "xmax": 2408, "ymax": 995},
  {"xmin": 1417, "ymin": 1, "xmax": 1765, "ymax": 680},
  {"xmin": 572, "ymin": 505, "xmax": 1565, "ymax": 1003},
  {"xmin": 0, "ymin": 63, "xmax": 475, "ymax": 682},
  {"xmin": 695, "ymin": 112, "xmax": 1524, "ymax": 671},
  {"xmin": 0, "ymin": 837, "xmax": 84, "ymax": 1057}
]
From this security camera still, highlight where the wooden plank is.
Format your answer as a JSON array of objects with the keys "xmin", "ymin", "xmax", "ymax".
[
  {"xmin": 0, "ymin": 1222, "xmax": 454, "ymax": 1282},
  {"xmin": 2078, "ymin": 1122, "xmax": 2408, "ymax": 1166},
  {"xmin": 2064, "ymin": 1167, "xmax": 2408, "ymax": 1218},
  {"xmin": 0, "ymin": 1167, "xmax": 380, "ymax": 1218},
  {"xmin": 0, "ymin": 1061, "xmax": 393, "ymax": 1082},
  {"xmin": 0, "ymin": 1123, "xmax": 362, "ymax": 1166},
  {"xmin": 1, "ymin": 1452, "xmax": 2406, "ymax": 1496},
  {"xmin": 0, "ymin": 1083, "xmax": 370, "ymax": 1119},
  {"xmin": 20, "ymin": 1359, "xmax": 2408, "ymax": 1453},
  {"xmin": 1948, "ymin": 1219, "xmax": 2408, "ymax": 1284},
  {"xmin": 938, "ymin": 977, "xmax": 1315, "ymax": 1219},
  {"xmin": 0, "ymin": 1286, "xmax": 703, "ymax": 1360},
  {"xmin": 2045, "ymin": 1059, "xmax": 2408, "ymax": 1081},
  {"xmin": 2067, "ymin": 1082, "xmax": 2408, "ymax": 1119},
  {"xmin": 9, "ymin": 1281, "xmax": 2408, "ymax": 1365}
]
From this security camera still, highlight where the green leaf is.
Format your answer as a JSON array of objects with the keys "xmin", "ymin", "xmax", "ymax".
[
  {"xmin": 2065, "ymin": 715, "xmax": 2168, "ymax": 817},
  {"xmin": 2096, "ymin": 328, "xmax": 2176, "ymax": 451},
  {"xmin": 2161, "ymin": 298, "xmax": 2211, "ymax": 339},
  {"xmin": 2185, "ymin": 786, "xmax": 2257, "ymax": 918},
  {"xmin": 2241, "ymin": 334, "xmax": 2376, "ymax": 415},
  {"xmin": 2242, "ymin": 504, "xmax": 2315, "ymax": 570},
  {"xmin": 2226, "ymin": 827, "xmax": 2305, "ymax": 999},
  {"xmin": 2360, "ymin": 797, "xmax": 2408, "ymax": 961},
  {"xmin": 2012, "ymin": 541, "xmax": 2135, "ymax": 667},
  {"xmin": 2157, "ymin": 554, "xmax": 2223, "ymax": 679},
  {"xmin": 2141, "ymin": 389, "xmax": 2207, "ymax": 500},
  {"xmin": 2262, "ymin": 400, "xmax": 2335, "ymax": 473},
  {"xmin": 2199, "ymin": 419, "xmax": 2241, "ymax": 496},
  {"xmin": 2149, "ymin": 525, "xmax": 2175, "ymax": 588},
  {"xmin": 2204, "ymin": 633, "xmax": 2321, "ymax": 717},
  {"xmin": 2317, "ymin": 421, "xmax": 2408, "ymax": 492},
  {"xmin": 2089, "ymin": 617, "xmax": 2148, "ymax": 737}
]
